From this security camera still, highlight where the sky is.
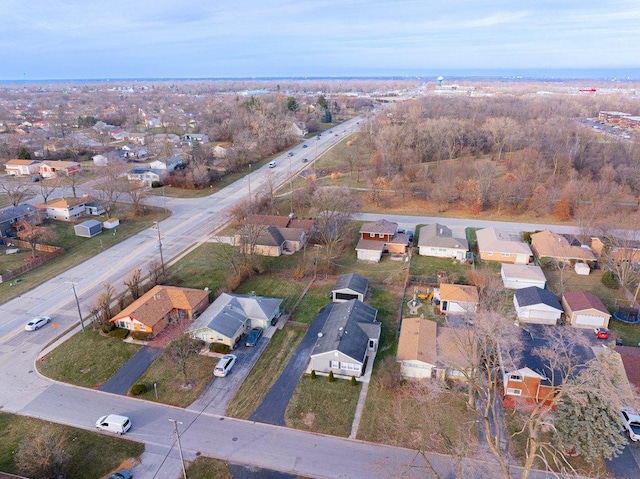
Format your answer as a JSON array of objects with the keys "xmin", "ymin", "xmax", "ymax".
[{"xmin": 1, "ymin": 0, "xmax": 640, "ymax": 80}]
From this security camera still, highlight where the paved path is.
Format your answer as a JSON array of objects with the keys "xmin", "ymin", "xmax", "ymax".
[
  {"xmin": 249, "ymin": 305, "xmax": 333, "ymax": 426},
  {"xmin": 98, "ymin": 346, "xmax": 163, "ymax": 395}
]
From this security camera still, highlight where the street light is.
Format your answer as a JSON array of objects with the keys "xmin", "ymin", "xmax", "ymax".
[
  {"xmin": 153, "ymin": 221, "xmax": 165, "ymax": 277},
  {"xmin": 169, "ymin": 418, "xmax": 187, "ymax": 479},
  {"xmin": 66, "ymin": 282, "xmax": 85, "ymax": 332}
]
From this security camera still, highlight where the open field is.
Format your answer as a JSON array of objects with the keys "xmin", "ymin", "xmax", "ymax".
[
  {"xmin": 185, "ymin": 457, "xmax": 232, "ymax": 479},
  {"xmin": 0, "ymin": 412, "xmax": 144, "ymax": 479},
  {"xmin": 0, "ymin": 204, "xmax": 169, "ymax": 305}
]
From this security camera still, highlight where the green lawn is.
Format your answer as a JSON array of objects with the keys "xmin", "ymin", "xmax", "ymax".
[
  {"xmin": 163, "ymin": 242, "xmax": 229, "ymax": 295},
  {"xmin": 133, "ymin": 350, "xmax": 217, "ymax": 407},
  {"xmin": 409, "ymin": 255, "xmax": 472, "ymax": 284},
  {"xmin": 36, "ymin": 329, "xmax": 141, "ymax": 388},
  {"xmin": 0, "ymin": 412, "xmax": 144, "ymax": 479},
  {"xmin": 285, "ymin": 375, "xmax": 361, "ymax": 437},
  {"xmin": 0, "ymin": 205, "xmax": 169, "ymax": 305},
  {"xmin": 235, "ymin": 274, "xmax": 306, "ymax": 313},
  {"xmin": 289, "ymin": 282, "xmax": 333, "ymax": 325},
  {"xmin": 226, "ymin": 326, "xmax": 306, "ymax": 419}
]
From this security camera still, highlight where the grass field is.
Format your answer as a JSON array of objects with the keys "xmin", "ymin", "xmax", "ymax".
[
  {"xmin": 285, "ymin": 375, "xmax": 361, "ymax": 437},
  {"xmin": 226, "ymin": 326, "xmax": 306, "ymax": 419},
  {"xmin": 36, "ymin": 329, "xmax": 141, "ymax": 388},
  {"xmin": 185, "ymin": 457, "xmax": 232, "ymax": 479},
  {"xmin": 133, "ymin": 350, "xmax": 217, "ymax": 407},
  {"xmin": 0, "ymin": 412, "xmax": 144, "ymax": 479}
]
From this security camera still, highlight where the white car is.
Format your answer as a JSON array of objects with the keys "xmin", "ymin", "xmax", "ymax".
[
  {"xmin": 268, "ymin": 161, "xmax": 276, "ymax": 168},
  {"xmin": 25, "ymin": 316, "xmax": 51, "ymax": 331},
  {"xmin": 620, "ymin": 408, "xmax": 640, "ymax": 441},
  {"xmin": 214, "ymin": 354, "xmax": 237, "ymax": 377}
]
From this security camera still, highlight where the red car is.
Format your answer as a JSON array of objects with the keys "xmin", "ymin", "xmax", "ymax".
[{"xmin": 594, "ymin": 328, "xmax": 609, "ymax": 339}]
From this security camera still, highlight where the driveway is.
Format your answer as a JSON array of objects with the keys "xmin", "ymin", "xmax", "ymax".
[
  {"xmin": 249, "ymin": 304, "xmax": 333, "ymax": 426},
  {"xmin": 97, "ymin": 346, "xmax": 162, "ymax": 395}
]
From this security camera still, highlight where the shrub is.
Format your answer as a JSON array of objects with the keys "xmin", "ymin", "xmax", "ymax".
[
  {"xmin": 602, "ymin": 271, "xmax": 619, "ymax": 289},
  {"xmin": 151, "ymin": 180, "xmax": 163, "ymax": 188},
  {"xmin": 130, "ymin": 331, "xmax": 153, "ymax": 341},
  {"xmin": 210, "ymin": 342, "xmax": 230, "ymax": 354},
  {"xmin": 109, "ymin": 328, "xmax": 129, "ymax": 340},
  {"xmin": 101, "ymin": 323, "xmax": 115, "ymax": 334},
  {"xmin": 328, "ymin": 370, "xmax": 335, "ymax": 382},
  {"xmin": 350, "ymin": 375, "xmax": 357, "ymax": 386},
  {"xmin": 130, "ymin": 383, "xmax": 147, "ymax": 396},
  {"xmin": 310, "ymin": 370, "xmax": 316, "ymax": 380}
]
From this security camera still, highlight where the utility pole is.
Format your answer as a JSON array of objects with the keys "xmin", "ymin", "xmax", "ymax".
[
  {"xmin": 67, "ymin": 282, "xmax": 85, "ymax": 332},
  {"xmin": 169, "ymin": 418, "xmax": 187, "ymax": 479},
  {"xmin": 154, "ymin": 222, "xmax": 165, "ymax": 277},
  {"xmin": 247, "ymin": 163, "xmax": 252, "ymax": 211},
  {"xmin": 288, "ymin": 154, "xmax": 294, "ymax": 214}
]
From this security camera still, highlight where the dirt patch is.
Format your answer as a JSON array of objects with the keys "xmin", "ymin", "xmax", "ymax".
[{"xmin": 302, "ymin": 412, "xmax": 315, "ymax": 427}]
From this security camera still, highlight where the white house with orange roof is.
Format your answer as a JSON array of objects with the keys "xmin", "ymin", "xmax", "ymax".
[
  {"xmin": 437, "ymin": 283, "xmax": 479, "ymax": 315},
  {"xmin": 5, "ymin": 159, "xmax": 41, "ymax": 176},
  {"xmin": 35, "ymin": 196, "xmax": 104, "ymax": 221},
  {"xmin": 38, "ymin": 160, "xmax": 81, "ymax": 178}
]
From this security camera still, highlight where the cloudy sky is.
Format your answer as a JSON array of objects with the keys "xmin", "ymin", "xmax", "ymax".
[{"xmin": 2, "ymin": 0, "xmax": 639, "ymax": 80}]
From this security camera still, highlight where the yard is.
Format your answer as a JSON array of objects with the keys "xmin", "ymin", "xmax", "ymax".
[
  {"xmin": 133, "ymin": 349, "xmax": 218, "ymax": 407},
  {"xmin": 285, "ymin": 375, "xmax": 361, "ymax": 437},
  {"xmin": 0, "ymin": 412, "xmax": 144, "ymax": 479},
  {"xmin": 36, "ymin": 329, "xmax": 141, "ymax": 388}
]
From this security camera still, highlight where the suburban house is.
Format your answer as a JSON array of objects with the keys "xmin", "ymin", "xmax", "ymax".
[
  {"xmin": 591, "ymin": 236, "xmax": 640, "ymax": 264},
  {"xmin": 236, "ymin": 215, "xmax": 314, "ymax": 256},
  {"xmin": 309, "ymin": 299, "xmax": 381, "ymax": 378},
  {"xmin": 397, "ymin": 318, "xmax": 476, "ymax": 381},
  {"xmin": 437, "ymin": 283, "xmax": 479, "ymax": 315},
  {"xmin": 502, "ymin": 325, "xmax": 595, "ymax": 406},
  {"xmin": 73, "ymin": 219, "xmax": 102, "ymax": 238},
  {"xmin": 356, "ymin": 219, "xmax": 409, "ymax": 262},
  {"xmin": 38, "ymin": 160, "xmax": 82, "ymax": 178},
  {"xmin": 476, "ymin": 227, "xmax": 532, "ymax": 264},
  {"xmin": 182, "ymin": 133, "xmax": 209, "ymax": 144},
  {"xmin": 4, "ymin": 159, "xmax": 41, "ymax": 176},
  {"xmin": 110, "ymin": 285, "xmax": 210, "ymax": 337},
  {"xmin": 127, "ymin": 168, "xmax": 164, "ymax": 186},
  {"xmin": 187, "ymin": 293, "xmax": 282, "ymax": 348},
  {"xmin": 0, "ymin": 204, "xmax": 41, "ymax": 237},
  {"xmin": 331, "ymin": 273, "xmax": 369, "ymax": 302},
  {"xmin": 615, "ymin": 345, "xmax": 640, "ymax": 395},
  {"xmin": 35, "ymin": 196, "xmax": 105, "ymax": 221},
  {"xmin": 513, "ymin": 287, "xmax": 563, "ymax": 325},
  {"xmin": 530, "ymin": 230, "xmax": 596, "ymax": 266},
  {"xmin": 501, "ymin": 264, "xmax": 546, "ymax": 290},
  {"xmin": 149, "ymin": 156, "xmax": 184, "ymax": 171},
  {"xmin": 561, "ymin": 291, "xmax": 611, "ymax": 329},
  {"xmin": 417, "ymin": 223, "xmax": 469, "ymax": 261}
]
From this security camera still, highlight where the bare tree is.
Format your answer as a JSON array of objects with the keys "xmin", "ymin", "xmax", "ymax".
[
  {"xmin": 93, "ymin": 163, "xmax": 127, "ymax": 218},
  {"xmin": 124, "ymin": 180, "xmax": 148, "ymax": 217},
  {"xmin": 15, "ymin": 426, "xmax": 70, "ymax": 479},
  {"xmin": 167, "ymin": 334, "xmax": 205, "ymax": 388},
  {"xmin": 91, "ymin": 283, "xmax": 115, "ymax": 328},
  {"xmin": 1, "ymin": 183, "xmax": 33, "ymax": 206},
  {"xmin": 38, "ymin": 177, "xmax": 60, "ymax": 204},
  {"xmin": 124, "ymin": 269, "xmax": 143, "ymax": 301},
  {"xmin": 17, "ymin": 221, "xmax": 56, "ymax": 258}
]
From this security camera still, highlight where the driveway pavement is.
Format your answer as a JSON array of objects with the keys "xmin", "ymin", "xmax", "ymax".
[
  {"xmin": 249, "ymin": 304, "xmax": 333, "ymax": 426},
  {"xmin": 98, "ymin": 346, "xmax": 162, "ymax": 395}
]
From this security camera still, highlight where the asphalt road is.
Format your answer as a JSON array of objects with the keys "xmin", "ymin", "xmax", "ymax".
[
  {"xmin": 250, "ymin": 304, "xmax": 333, "ymax": 426},
  {"xmin": 98, "ymin": 346, "xmax": 162, "ymax": 395}
]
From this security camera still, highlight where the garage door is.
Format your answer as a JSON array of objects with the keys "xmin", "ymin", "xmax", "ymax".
[{"xmin": 575, "ymin": 313, "xmax": 605, "ymax": 327}]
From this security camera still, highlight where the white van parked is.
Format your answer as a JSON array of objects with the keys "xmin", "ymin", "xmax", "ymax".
[
  {"xmin": 96, "ymin": 414, "xmax": 132, "ymax": 435},
  {"xmin": 268, "ymin": 161, "xmax": 276, "ymax": 168}
]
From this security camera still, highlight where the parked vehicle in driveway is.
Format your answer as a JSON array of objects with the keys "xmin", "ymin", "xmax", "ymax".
[
  {"xmin": 214, "ymin": 354, "xmax": 237, "ymax": 377},
  {"xmin": 25, "ymin": 316, "xmax": 51, "ymax": 331},
  {"xmin": 108, "ymin": 470, "xmax": 132, "ymax": 479},
  {"xmin": 620, "ymin": 408, "xmax": 640, "ymax": 441},
  {"xmin": 594, "ymin": 327, "xmax": 609, "ymax": 339},
  {"xmin": 96, "ymin": 414, "xmax": 131, "ymax": 435},
  {"xmin": 245, "ymin": 328, "xmax": 263, "ymax": 347}
]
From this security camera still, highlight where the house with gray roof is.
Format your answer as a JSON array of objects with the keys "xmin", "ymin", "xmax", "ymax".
[
  {"xmin": 417, "ymin": 223, "xmax": 469, "ymax": 260},
  {"xmin": 0, "ymin": 203, "xmax": 40, "ymax": 237},
  {"xmin": 513, "ymin": 286, "xmax": 563, "ymax": 325},
  {"xmin": 74, "ymin": 219, "xmax": 102, "ymax": 238},
  {"xmin": 187, "ymin": 293, "xmax": 282, "ymax": 348},
  {"xmin": 332, "ymin": 273, "xmax": 369, "ymax": 302},
  {"xmin": 356, "ymin": 218, "xmax": 408, "ymax": 262},
  {"xmin": 309, "ymin": 299, "xmax": 380, "ymax": 378},
  {"xmin": 236, "ymin": 225, "xmax": 287, "ymax": 257}
]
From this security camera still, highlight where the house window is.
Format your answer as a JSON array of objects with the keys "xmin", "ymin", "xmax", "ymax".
[
  {"xmin": 502, "ymin": 252, "xmax": 511, "ymax": 257},
  {"xmin": 116, "ymin": 320, "xmax": 127, "ymax": 329},
  {"xmin": 507, "ymin": 388, "xmax": 522, "ymax": 396},
  {"xmin": 378, "ymin": 233, "xmax": 384, "ymax": 238},
  {"xmin": 330, "ymin": 360, "xmax": 339, "ymax": 369},
  {"xmin": 340, "ymin": 362, "xmax": 360, "ymax": 372},
  {"xmin": 509, "ymin": 374, "xmax": 522, "ymax": 381},
  {"xmin": 486, "ymin": 251, "xmax": 493, "ymax": 255}
]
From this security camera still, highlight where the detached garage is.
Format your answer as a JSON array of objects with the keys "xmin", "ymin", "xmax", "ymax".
[
  {"xmin": 332, "ymin": 273, "xmax": 369, "ymax": 302},
  {"xmin": 74, "ymin": 219, "xmax": 102, "ymax": 238},
  {"xmin": 562, "ymin": 291, "xmax": 611, "ymax": 329}
]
